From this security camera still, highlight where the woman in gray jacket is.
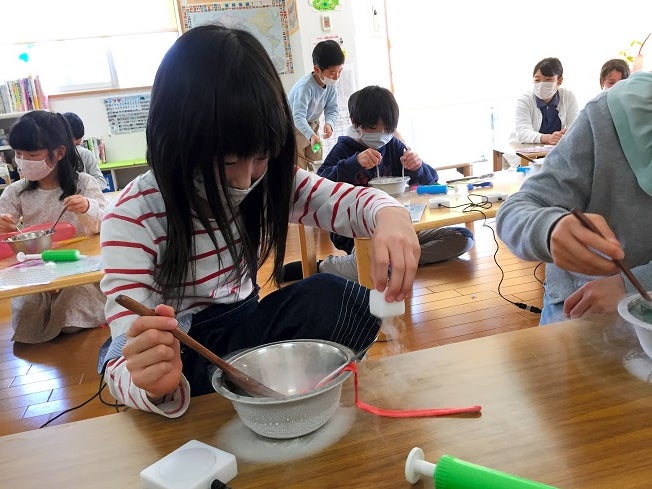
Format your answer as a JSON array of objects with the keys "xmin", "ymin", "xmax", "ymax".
[{"xmin": 497, "ymin": 70, "xmax": 652, "ymax": 325}]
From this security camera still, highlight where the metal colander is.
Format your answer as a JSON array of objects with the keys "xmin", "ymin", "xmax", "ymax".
[{"xmin": 212, "ymin": 339, "xmax": 354, "ymax": 439}]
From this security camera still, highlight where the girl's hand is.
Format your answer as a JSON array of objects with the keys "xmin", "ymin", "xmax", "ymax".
[
  {"xmin": 122, "ymin": 304, "xmax": 183, "ymax": 399},
  {"xmin": 357, "ymin": 148, "xmax": 382, "ymax": 169},
  {"xmin": 370, "ymin": 206, "xmax": 420, "ymax": 301},
  {"xmin": 0, "ymin": 214, "xmax": 17, "ymax": 233},
  {"xmin": 563, "ymin": 274, "xmax": 626, "ymax": 318},
  {"xmin": 323, "ymin": 124, "xmax": 333, "ymax": 139},
  {"xmin": 549, "ymin": 212, "xmax": 623, "ymax": 276},
  {"xmin": 400, "ymin": 150, "xmax": 422, "ymax": 171},
  {"xmin": 63, "ymin": 195, "xmax": 90, "ymax": 214}
]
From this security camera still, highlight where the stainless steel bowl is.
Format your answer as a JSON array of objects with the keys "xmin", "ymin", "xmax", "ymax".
[
  {"xmin": 212, "ymin": 339, "xmax": 354, "ymax": 439},
  {"xmin": 368, "ymin": 176, "xmax": 410, "ymax": 196},
  {"xmin": 3, "ymin": 230, "xmax": 53, "ymax": 255}
]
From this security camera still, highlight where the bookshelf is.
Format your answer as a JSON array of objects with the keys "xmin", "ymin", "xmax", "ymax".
[
  {"xmin": 0, "ymin": 74, "xmax": 48, "ymax": 189},
  {"xmin": 0, "ymin": 111, "xmax": 26, "ymax": 188},
  {"xmin": 99, "ymin": 158, "xmax": 148, "ymax": 191},
  {"xmin": 0, "ymin": 75, "xmax": 47, "ymax": 115}
]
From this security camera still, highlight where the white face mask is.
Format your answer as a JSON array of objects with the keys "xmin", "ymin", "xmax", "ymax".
[
  {"xmin": 194, "ymin": 169, "xmax": 267, "ymax": 206},
  {"xmin": 358, "ymin": 131, "xmax": 393, "ymax": 149},
  {"xmin": 225, "ymin": 169, "xmax": 267, "ymax": 206},
  {"xmin": 533, "ymin": 82, "xmax": 557, "ymax": 101},
  {"xmin": 322, "ymin": 76, "xmax": 338, "ymax": 87},
  {"xmin": 15, "ymin": 156, "xmax": 55, "ymax": 181}
]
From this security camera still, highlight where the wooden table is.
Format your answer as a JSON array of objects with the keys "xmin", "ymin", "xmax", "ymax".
[
  {"xmin": 0, "ymin": 234, "xmax": 102, "ymax": 299},
  {"xmin": 493, "ymin": 143, "xmax": 552, "ymax": 172},
  {"xmin": 297, "ymin": 173, "xmax": 524, "ymax": 288},
  {"xmin": 2, "ymin": 314, "xmax": 652, "ymax": 488},
  {"xmin": 354, "ymin": 184, "xmax": 514, "ymax": 288}
]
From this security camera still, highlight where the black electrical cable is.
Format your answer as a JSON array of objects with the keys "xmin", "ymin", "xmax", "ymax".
[
  {"xmin": 39, "ymin": 360, "xmax": 124, "ymax": 429},
  {"xmin": 533, "ymin": 261, "xmax": 545, "ymax": 285},
  {"xmin": 438, "ymin": 194, "xmax": 542, "ymax": 314}
]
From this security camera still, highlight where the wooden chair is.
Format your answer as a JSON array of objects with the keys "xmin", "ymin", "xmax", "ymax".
[{"xmin": 297, "ymin": 224, "xmax": 318, "ymax": 277}]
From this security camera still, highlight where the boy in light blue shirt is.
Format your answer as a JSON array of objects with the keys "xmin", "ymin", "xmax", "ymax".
[{"xmin": 287, "ymin": 40, "xmax": 344, "ymax": 169}]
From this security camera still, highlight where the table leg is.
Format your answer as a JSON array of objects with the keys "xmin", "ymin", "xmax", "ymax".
[
  {"xmin": 492, "ymin": 149, "xmax": 503, "ymax": 172},
  {"xmin": 297, "ymin": 225, "xmax": 317, "ymax": 278},
  {"xmin": 354, "ymin": 238, "xmax": 374, "ymax": 289},
  {"xmin": 355, "ymin": 238, "xmax": 410, "ymax": 343}
]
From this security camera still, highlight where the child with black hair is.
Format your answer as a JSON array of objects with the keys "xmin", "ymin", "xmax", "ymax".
[
  {"xmin": 281, "ymin": 85, "xmax": 473, "ymax": 282},
  {"xmin": 287, "ymin": 39, "xmax": 345, "ymax": 169},
  {"xmin": 0, "ymin": 110, "xmax": 107, "ymax": 343},
  {"xmin": 99, "ymin": 25, "xmax": 419, "ymax": 417},
  {"xmin": 62, "ymin": 112, "xmax": 108, "ymax": 190}
]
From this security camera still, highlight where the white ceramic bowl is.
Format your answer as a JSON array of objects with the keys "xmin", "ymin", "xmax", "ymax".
[
  {"xmin": 368, "ymin": 176, "xmax": 410, "ymax": 196},
  {"xmin": 212, "ymin": 339, "xmax": 354, "ymax": 439},
  {"xmin": 618, "ymin": 293, "xmax": 652, "ymax": 358}
]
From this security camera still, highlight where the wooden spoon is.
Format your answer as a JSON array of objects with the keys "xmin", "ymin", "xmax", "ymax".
[
  {"xmin": 312, "ymin": 349, "xmax": 366, "ymax": 390},
  {"xmin": 114, "ymin": 294, "xmax": 284, "ymax": 398},
  {"xmin": 570, "ymin": 209, "xmax": 652, "ymax": 304}
]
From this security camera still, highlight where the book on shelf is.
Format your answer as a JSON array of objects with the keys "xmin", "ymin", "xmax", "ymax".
[
  {"xmin": 0, "ymin": 75, "xmax": 48, "ymax": 114},
  {"xmin": 83, "ymin": 137, "xmax": 106, "ymax": 163}
]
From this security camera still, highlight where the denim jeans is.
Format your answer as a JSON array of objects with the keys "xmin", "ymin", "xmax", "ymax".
[
  {"xmin": 183, "ymin": 273, "xmax": 381, "ymax": 395},
  {"xmin": 540, "ymin": 289, "xmax": 568, "ymax": 325}
]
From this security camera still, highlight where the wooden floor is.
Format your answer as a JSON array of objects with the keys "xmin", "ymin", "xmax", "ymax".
[{"xmin": 0, "ymin": 219, "xmax": 544, "ymax": 436}]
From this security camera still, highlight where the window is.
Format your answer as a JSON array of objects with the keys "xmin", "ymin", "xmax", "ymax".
[{"xmin": 0, "ymin": 0, "xmax": 179, "ymax": 94}]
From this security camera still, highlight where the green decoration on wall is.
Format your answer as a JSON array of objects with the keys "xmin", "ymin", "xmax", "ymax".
[{"xmin": 312, "ymin": 0, "xmax": 338, "ymax": 11}]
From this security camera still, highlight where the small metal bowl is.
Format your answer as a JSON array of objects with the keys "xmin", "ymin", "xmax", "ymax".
[
  {"xmin": 368, "ymin": 176, "xmax": 410, "ymax": 196},
  {"xmin": 3, "ymin": 230, "xmax": 53, "ymax": 255},
  {"xmin": 212, "ymin": 339, "xmax": 354, "ymax": 439}
]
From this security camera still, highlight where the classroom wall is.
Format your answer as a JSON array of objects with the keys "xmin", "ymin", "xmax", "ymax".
[
  {"xmin": 50, "ymin": 91, "xmax": 148, "ymax": 163},
  {"xmin": 383, "ymin": 0, "xmax": 651, "ymax": 168},
  {"xmin": 49, "ymin": 1, "xmax": 386, "ymax": 164}
]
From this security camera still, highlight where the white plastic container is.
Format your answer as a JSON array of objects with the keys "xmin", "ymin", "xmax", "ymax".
[{"xmin": 369, "ymin": 289, "xmax": 405, "ymax": 318}]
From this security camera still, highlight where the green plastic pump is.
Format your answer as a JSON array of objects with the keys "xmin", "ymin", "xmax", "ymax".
[
  {"xmin": 17, "ymin": 249, "xmax": 82, "ymax": 262},
  {"xmin": 405, "ymin": 447, "xmax": 558, "ymax": 489}
]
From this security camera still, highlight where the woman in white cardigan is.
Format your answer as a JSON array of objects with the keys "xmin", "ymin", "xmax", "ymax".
[{"xmin": 510, "ymin": 57, "xmax": 579, "ymax": 145}]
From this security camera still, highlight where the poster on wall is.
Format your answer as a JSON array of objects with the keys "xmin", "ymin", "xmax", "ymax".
[
  {"xmin": 287, "ymin": 0, "xmax": 299, "ymax": 35},
  {"xmin": 181, "ymin": 1, "xmax": 294, "ymax": 74},
  {"xmin": 103, "ymin": 94, "xmax": 150, "ymax": 135}
]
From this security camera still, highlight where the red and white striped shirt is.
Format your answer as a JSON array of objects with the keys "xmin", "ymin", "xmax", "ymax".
[{"xmin": 101, "ymin": 167, "xmax": 399, "ymax": 416}]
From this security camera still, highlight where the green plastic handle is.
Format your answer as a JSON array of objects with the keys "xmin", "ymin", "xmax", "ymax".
[
  {"xmin": 435, "ymin": 455, "xmax": 558, "ymax": 489},
  {"xmin": 311, "ymin": 142, "xmax": 321, "ymax": 153},
  {"xmin": 41, "ymin": 249, "xmax": 81, "ymax": 262}
]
